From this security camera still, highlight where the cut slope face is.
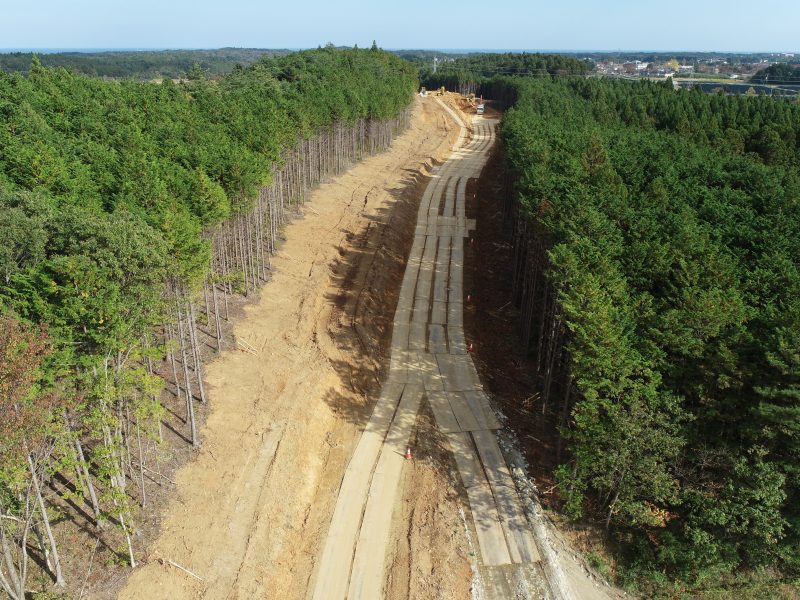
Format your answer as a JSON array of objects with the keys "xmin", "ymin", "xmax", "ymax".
[{"xmin": 311, "ymin": 104, "xmax": 544, "ymax": 600}]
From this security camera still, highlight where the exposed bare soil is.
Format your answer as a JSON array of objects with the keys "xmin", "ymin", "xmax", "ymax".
[
  {"xmin": 384, "ymin": 404, "xmax": 475, "ymax": 600},
  {"xmin": 109, "ymin": 95, "xmax": 468, "ymax": 600}
]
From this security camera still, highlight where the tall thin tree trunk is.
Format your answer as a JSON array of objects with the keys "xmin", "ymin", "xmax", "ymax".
[
  {"xmin": 136, "ymin": 423, "xmax": 147, "ymax": 508},
  {"xmin": 212, "ymin": 282, "xmax": 222, "ymax": 351},
  {"xmin": 74, "ymin": 436, "xmax": 102, "ymax": 525},
  {"xmin": 26, "ymin": 455, "xmax": 64, "ymax": 586},
  {"xmin": 203, "ymin": 282, "xmax": 212, "ymax": 327},
  {"xmin": 1, "ymin": 527, "xmax": 24, "ymax": 600},
  {"xmin": 167, "ymin": 323, "xmax": 181, "ymax": 401},
  {"xmin": 177, "ymin": 304, "xmax": 199, "ymax": 448},
  {"xmin": 188, "ymin": 301, "xmax": 207, "ymax": 404},
  {"xmin": 119, "ymin": 512, "xmax": 137, "ymax": 568},
  {"xmin": 31, "ymin": 523, "xmax": 52, "ymax": 573}
]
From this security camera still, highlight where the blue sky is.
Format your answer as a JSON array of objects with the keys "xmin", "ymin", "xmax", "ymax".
[{"xmin": 1, "ymin": 0, "xmax": 797, "ymax": 52}]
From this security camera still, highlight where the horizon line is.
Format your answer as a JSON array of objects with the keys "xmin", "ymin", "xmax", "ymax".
[{"xmin": 0, "ymin": 47, "xmax": 798, "ymax": 55}]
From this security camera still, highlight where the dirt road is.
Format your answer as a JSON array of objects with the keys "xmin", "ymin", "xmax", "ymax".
[{"xmin": 310, "ymin": 103, "xmax": 547, "ymax": 600}]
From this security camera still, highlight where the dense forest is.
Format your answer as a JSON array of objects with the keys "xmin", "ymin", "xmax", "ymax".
[
  {"xmin": 752, "ymin": 63, "xmax": 800, "ymax": 85},
  {"xmin": 418, "ymin": 52, "xmax": 589, "ymax": 95},
  {"xmin": 0, "ymin": 48, "xmax": 291, "ymax": 79},
  {"xmin": 493, "ymin": 74, "xmax": 800, "ymax": 595},
  {"xmin": 0, "ymin": 46, "xmax": 416, "ymax": 598}
]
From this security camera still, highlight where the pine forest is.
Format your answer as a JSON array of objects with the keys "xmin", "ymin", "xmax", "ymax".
[{"xmin": 0, "ymin": 46, "xmax": 416, "ymax": 598}]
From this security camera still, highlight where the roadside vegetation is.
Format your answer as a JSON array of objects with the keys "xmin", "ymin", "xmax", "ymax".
[
  {"xmin": 494, "ymin": 74, "xmax": 800, "ymax": 596},
  {"xmin": 0, "ymin": 46, "xmax": 415, "ymax": 598}
]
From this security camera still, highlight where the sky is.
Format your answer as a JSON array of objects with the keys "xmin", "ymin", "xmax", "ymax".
[{"xmin": 0, "ymin": 0, "xmax": 798, "ymax": 53}]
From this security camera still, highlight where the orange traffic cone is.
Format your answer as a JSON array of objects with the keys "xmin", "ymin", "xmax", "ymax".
[
  {"xmin": 466, "ymin": 293, "xmax": 472, "ymax": 303},
  {"xmin": 468, "ymin": 342, "xmax": 475, "ymax": 352},
  {"xmin": 405, "ymin": 446, "xmax": 413, "ymax": 460}
]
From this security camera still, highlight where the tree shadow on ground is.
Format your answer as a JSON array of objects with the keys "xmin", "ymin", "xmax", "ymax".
[{"xmin": 316, "ymin": 155, "xmax": 470, "ymax": 501}]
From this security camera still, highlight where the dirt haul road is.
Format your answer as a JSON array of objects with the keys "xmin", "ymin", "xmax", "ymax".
[
  {"xmin": 311, "ymin": 102, "xmax": 547, "ymax": 600},
  {"xmin": 114, "ymin": 96, "xmax": 477, "ymax": 600}
]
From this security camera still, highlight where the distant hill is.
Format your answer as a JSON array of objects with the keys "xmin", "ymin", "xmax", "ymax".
[
  {"xmin": 0, "ymin": 48, "xmax": 292, "ymax": 79},
  {"xmin": 390, "ymin": 49, "xmax": 471, "ymax": 62}
]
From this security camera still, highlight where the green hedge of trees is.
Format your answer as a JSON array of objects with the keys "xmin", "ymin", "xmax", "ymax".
[
  {"xmin": 499, "ymin": 76, "xmax": 800, "ymax": 594},
  {"xmin": 418, "ymin": 52, "xmax": 589, "ymax": 95},
  {"xmin": 0, "ymin": 46, "xmax": 416, "ymax": 597},
  {"xmin": 752, "ymin": 63, "xmax": 800, "ymax": 85}
]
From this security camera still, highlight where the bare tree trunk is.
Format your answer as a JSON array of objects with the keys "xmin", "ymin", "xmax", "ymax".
[
  {"xmin": 26, "ymin": 455, "xmax": 64, "ymax": 586},
  {"xmin": 119, "ymin": 511, "xmax": 137, "ymax": 568},
  {"xmin": 31, "ymin": 523, "xmax": 52, "ymax": 573},
  {"xmin": 166, "ymin": 323, "xmax": 181, "ymax": 401},
  {"xmin": 212, "ymin": 282, "xmax": 222, "ymax": 351},
  {"xmin": 177, "ymin": 303, "xmax": 199, "ymax": 448},
  {"xmin": 238, "ymin": 217, "xmax": 249, "ymax": 294},
  {"xmin": 136, "ymin": 423, "xmax": 147, "ymax": 508},
  {"xmin": 203, "ymin": 281, "xmax": 212, "ymax": 327},
  {"xmin": 121, "ymin": 401, "xmax": 134, "ymax": 482},
  {"xmin": 74, "ymin": 436, "xmax": 102, "ymax": 525},
  {"xmin": 188, "ymin": 301, "xmax": 207, "ymax": 404},
  {"xmin": 100, "ymin": 425, "xmax": 137, "ymax": 568},
  {"xmin": 0, "ymin": 527, "xmax": 24, "ymax": 600}
]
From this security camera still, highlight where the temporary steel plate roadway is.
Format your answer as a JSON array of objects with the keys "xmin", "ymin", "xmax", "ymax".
[{"xmin": 311, "ymin": 100, "xmax": 541, "ymax": 600}]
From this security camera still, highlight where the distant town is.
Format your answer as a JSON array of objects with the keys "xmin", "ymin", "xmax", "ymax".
[
  {"xmin": 398, "ymin": 49, "xmax": 800, "ymax": 92},
  {"xmin": 591, "ymin": 52, "xmax": 796, "ymax": 79}
]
